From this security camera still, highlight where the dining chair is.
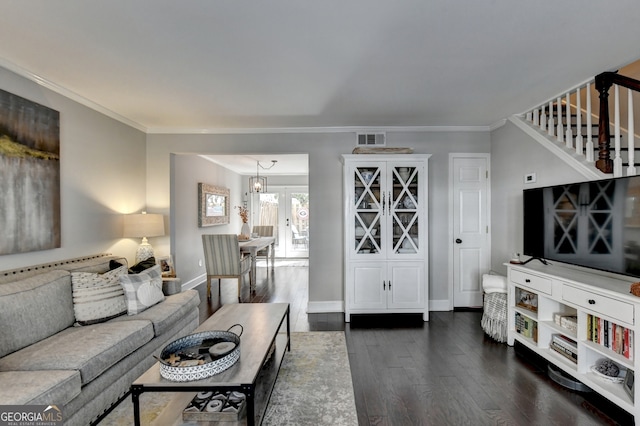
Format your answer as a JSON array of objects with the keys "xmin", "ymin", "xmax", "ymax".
[
  {"xmin": 252, "ymin": 225, "xmax": 274, "ymax": 268},
  {"xmin": 201, "ymin": 234, "xmax": 252, "ymax": 302}
]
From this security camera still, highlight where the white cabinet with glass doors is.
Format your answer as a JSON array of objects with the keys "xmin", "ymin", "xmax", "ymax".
[{"xmin": 342, "ymin": 154, "xmax": 431, "ymax": 321}]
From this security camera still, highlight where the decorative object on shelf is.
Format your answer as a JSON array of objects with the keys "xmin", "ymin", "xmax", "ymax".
[
  {"xmin": 509, "ymin": 252, "xmax": 523, "ymax": 264},
  {"xmin": 590, "ymin": 359, "xmax": 624, "ymax": 383},
  {"xmin": 123, "ymin": 212, "xmax": 165, "ymax": 263},
  {"xmin": 398, "ymin": 167, "xmax": 410, "ymax": 182},
  {"xmin": 157, "ymin": 255, "xmax": 175, "ymax": 278},
  {"xmin": 159, "ymin": 324, "xmax": 243, "ymax": 382},
  {"xmin": 630, "ymin": 282, "xmax": 640, "ymax": 297},
  {"xmin": 403, "ymin": 196, "xmax": 416, "ymax": 209},
  {"xmin": 249, "ymin": 159, "xmax": 277, "ymax": 193},
  {"xmin": 352, "ymin": 147, "xmax": 413, "ymax": 154},
  {"xmin": 360, "ymin": 170, "xmax": 374, "ymax": 184},
  {"xmin": 198, "ymin": 183, "xmax": 229, "ymax": 227},
  {"xmin": 515, "ymin": 287, "xmax": 538, "ymax": 312}
]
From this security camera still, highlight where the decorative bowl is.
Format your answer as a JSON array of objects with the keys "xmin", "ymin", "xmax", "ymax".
[{"xmin": 159, "ymin": 325, "xmax": 243, "ymax": 382}]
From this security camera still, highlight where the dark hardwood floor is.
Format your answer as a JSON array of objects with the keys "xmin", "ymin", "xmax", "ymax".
[{"xmin": 194, "ymin": 260, "xmax": 632, "ymax": 426}]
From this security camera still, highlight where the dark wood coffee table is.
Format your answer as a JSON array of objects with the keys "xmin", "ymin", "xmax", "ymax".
[{"xmin": 131, "ymin": 303, "xmax": 290, "ymax": 425}]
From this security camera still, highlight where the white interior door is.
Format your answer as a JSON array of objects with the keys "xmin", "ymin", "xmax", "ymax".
[{"xmin": 450, "ymin": 155, "xmax": 491, "ymax": 308}]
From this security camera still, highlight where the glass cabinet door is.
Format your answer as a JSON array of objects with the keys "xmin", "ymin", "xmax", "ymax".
[
  {"xmin": 353, "ymin": 165, "xmax": 383, "ymax": 255},
  {"xmin": 390, "ymin": 164, "xmax": 421, "ymax": 256}
]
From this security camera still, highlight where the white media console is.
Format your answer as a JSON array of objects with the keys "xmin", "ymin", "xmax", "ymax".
[{"xmin": 507, "ymin": 261, "xmax": 639, "ymax": 422}]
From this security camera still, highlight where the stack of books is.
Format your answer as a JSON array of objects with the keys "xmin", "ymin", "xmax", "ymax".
[
  {"xmin": 515, "ymin": 312, "xmax": 538, "ymax": 342},
  {"xmin": 550, "ymin": 334, "xmax": 578, "ymax": 363},
  {"xmin": 553, "ymin": 313, "xmax": 577, "ymax": 333},
  {"xmin": 587, "ymin": 314, "xmax": 634, "ymax": 360}
]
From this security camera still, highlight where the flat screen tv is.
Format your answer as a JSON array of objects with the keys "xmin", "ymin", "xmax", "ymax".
[{"xmin": 523, "ymin": 174, "xmax": 640, "ymax": 278}]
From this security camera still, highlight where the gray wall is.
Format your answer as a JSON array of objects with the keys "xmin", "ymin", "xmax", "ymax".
[
  {"xmin": 0, "ymin": 66, "xmax": 147, "ymax": 270},
  {"xmin": 490, "ymin": 120, "xmax": 587, "ymax": 275},
  {"xmin": 146, "ymin": 130, "xmax": 490, "ymax": 309},
  {"xmin": 171, "ymin": 154, "xmax": 244, "ymax": 283}
]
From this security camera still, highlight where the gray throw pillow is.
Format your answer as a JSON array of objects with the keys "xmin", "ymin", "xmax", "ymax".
[{"xmin": 119, "ymin": 265, "xmax": 165, "ymax": 315}]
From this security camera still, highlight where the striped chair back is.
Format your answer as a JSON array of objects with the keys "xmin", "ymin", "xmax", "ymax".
[
  {"xmin": 202, "ymin": 234, "xmax": 242, "ymax": 276},
  {"xmin": 252, "ymin": 225, "xmax": 274, "ymax": 237}
]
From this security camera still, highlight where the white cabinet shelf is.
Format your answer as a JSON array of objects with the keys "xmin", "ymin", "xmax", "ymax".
[
  {"xmin": 507, "ymin": 262, "xmax": 639, "ymax": 422},
  {"xmin": 343, "ymin": 154, "xmax": 431, "ymax": 322}
]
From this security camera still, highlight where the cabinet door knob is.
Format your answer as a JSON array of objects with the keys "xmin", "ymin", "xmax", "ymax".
[
  {"xmin": 588, "ymin": 299, "xmax": 596, "ymax": 304},
  {"xmin": 383, "ymin": 281, "xmax": 386, "ymax": 290},
  {"xmin": 525, "ymin": 279, "xmax": 531, "ymax": 283}
]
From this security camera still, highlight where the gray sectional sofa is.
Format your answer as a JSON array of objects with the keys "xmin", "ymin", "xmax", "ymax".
[{"xmin": 0, "ymin": 254, "xmax": 200, "ymax": 425}]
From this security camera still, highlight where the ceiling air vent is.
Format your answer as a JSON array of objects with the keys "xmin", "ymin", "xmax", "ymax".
[{"xmin": 357, "ymin": 133, "xmax": 386, "ymax": 146}]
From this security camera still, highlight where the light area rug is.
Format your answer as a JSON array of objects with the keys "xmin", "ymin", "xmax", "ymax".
[
  {"xmin": 100, "ymin": 331, "xmax": 357, "ymax": 425},
  {"xmin": 263, "ymin": 331, "xmax": 357, "ymax": 426}
]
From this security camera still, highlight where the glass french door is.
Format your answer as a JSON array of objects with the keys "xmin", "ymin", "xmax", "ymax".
[{"xmin": 255, "ymin": 186, "xmax": 309, "ymax": 258}]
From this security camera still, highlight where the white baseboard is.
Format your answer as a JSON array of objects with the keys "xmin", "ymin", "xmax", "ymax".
[
  {"xmin": 307, "ymin": 300, "xmax": 452, "ymax": 314},
  {"xmin": 306, "ymin": 301, "xmax": 344, "ymax": 314},
  {"xmin": 182, "ymin": 274, "xmax": 206, "ymax": 291}
]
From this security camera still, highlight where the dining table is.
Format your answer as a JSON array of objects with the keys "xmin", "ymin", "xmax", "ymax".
[{"xmin": 239, "ymin": 236, "xmax": 276, "ymax": 288}]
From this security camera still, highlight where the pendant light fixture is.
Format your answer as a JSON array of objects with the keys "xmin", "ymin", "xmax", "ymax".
[{"xmin": 249, "ymin": 160, "xmax": 277, "ymax": 193}]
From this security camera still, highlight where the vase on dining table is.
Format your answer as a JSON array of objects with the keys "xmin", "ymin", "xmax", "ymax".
[{"xmin": 241, "ymin": 222, "xmax": 250, "ymax": 238}]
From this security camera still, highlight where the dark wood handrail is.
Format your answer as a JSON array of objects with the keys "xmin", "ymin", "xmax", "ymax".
[{"xmin": 593, "ymin": 71, "xmax": 640, "ymax": 173}]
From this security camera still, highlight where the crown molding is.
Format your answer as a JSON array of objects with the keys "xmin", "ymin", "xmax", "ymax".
[
  {"xmin": 0, "ymin": 58, "xmax": 147, "ymax": 132},
  {"xmin": 146, "ymin": 124, "xmax": 491, "ymax": 135}
]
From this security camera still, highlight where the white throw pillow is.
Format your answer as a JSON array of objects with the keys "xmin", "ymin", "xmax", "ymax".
[
  {"xmin": 119, "ymin": 265, "xmax": 165, "ymax": 315},
  {"xmin": 71, "ymin": 265, "xmax": 128, "ymax": 325}
]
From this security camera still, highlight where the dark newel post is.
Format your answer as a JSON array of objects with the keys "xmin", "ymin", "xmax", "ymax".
[{"xmin": 594, "ymin": 72, "xmax": 614, "ymax": 174}]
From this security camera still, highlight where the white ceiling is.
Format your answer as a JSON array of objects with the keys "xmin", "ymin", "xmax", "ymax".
[
  {"xmin": 1, "ymin": 1, "xmax": 640, "ymax": 132},
  {"xmin": 202, "ymin": 154, "xmax": 308, "ymax": 176}
]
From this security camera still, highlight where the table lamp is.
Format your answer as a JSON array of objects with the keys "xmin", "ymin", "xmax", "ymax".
[{"xmin": 123, "ymin": 212, "xmax": 165, "ymax": 263}]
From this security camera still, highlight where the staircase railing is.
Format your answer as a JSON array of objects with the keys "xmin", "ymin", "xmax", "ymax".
[{"xmin": 523, "ymin": 72, "xmax": 640, "ymax": 177}]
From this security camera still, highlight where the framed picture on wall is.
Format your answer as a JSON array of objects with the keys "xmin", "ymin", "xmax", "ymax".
[{"xmin": 198, "ymin": 183, "xmax": 230, "ymax": 227}]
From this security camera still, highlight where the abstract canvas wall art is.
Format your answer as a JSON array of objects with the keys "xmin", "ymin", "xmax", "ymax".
[{"xmin": 0, "ymin": 89, "xmax": 60, "ymax": 254}]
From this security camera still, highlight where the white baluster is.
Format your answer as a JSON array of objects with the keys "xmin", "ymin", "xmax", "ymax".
[
  {"xmin": 533, "ymin": 108, "xmax": 539, "ymax": 126},
  {"xmin": 628, "ymin": 88, "xmax": 637, "ymax": 176},
  {"xmin": 556, "ymin": 97, "xmax": 564, "ymax": 143},
  {"xmin": 540, "ymin": 103, "xmax": 547, "ymax": 131},
  {"xmin": 565, "ymin": 92, "xmax": 573, "ymax": 148},
  {"xmin": 575, "ymin": 86, "xmax": 584, "ymax": 157},
  {"xmin": 526, "ymin": 111, "xmax": 532, "ymax": 121},
  {"xmin": 614, "ymin": 84, "xmax": 623, "ymax": 177},
  {"xmin": 586, "ymin": 83, "xmax": 594, "ymax": 162},
  {"xmin": 548, "ymin": 101, "xmax": 555, "ymax": 136}
]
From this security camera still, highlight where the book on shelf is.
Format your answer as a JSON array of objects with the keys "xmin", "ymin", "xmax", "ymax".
[
  {"xmin": 550, "ymin": 341, "xmax": 578, "ymax": 363},
  {"xmin": 553, "ymin": 313, "xmax": 577, "ymax": 332},
  {"xmin": 552, "ymin": 334, "xmax": 577, "ymax": 352},
  {"xmin": 515, "ymin": 312, "xmax": 538, "ymax": 341},
  {"xmin": 586, "ymin": 314, "xmax": 634, "ymax": 360}
]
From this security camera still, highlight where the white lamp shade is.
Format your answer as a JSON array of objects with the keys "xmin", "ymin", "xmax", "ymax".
[{"xmin": 123, "ymin": 213, "xmax": 165, "ymax": 238}]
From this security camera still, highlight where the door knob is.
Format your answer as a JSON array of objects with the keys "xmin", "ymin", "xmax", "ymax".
[{"xmin": 455, "ymin": 238, "xmax": 462, "ymax": 244}]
